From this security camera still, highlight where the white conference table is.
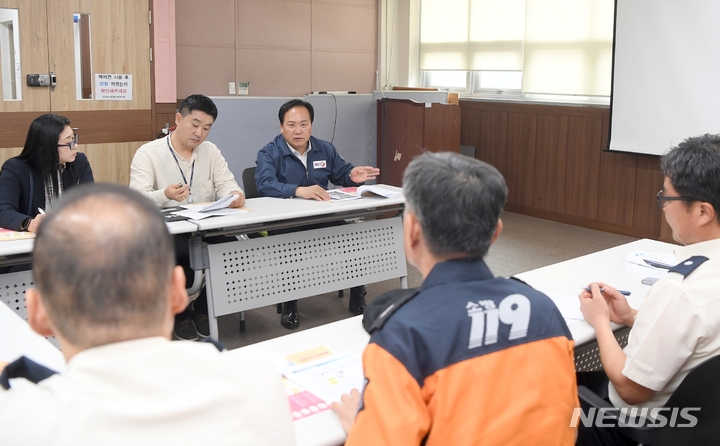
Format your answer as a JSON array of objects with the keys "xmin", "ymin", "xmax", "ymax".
[
  {"xmin": 0, "ymin": 299, "xmax": 66, "ymax": 373},
  {"xmin": 188, "ymin": 187, "xmax": 407, "ymax": 339},
  {"xmin": 190, "ymin": 186, "xmax": 405, "ymax": 234},
  {"xmin": 233, "ymin": 237, "xmax": 679, "ymax": 446},
  {"xmin": 0, "ymin": 220, "xmax": 197, "ymax": 259},
  {"xmin": 1, "ymin": 226, "xmax": 680, "ymax": 445},
  {"xmin": 516, "ymin": 237, "xmax": 678, "ymax": 347},
  {"xmin": 236, "ymin": 316, "xmax": 367, "ymax": 446},
  {"xmin": 1, "ymin": 188, "xmax": 405, "ymax": 341},
  {"xmin": 0, "ymin": 220, "xmax": 199, "ymax": 334}
]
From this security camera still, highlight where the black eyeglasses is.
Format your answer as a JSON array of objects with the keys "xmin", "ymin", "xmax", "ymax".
[
  {"xmin": 58, "ymin": 134, "xmax": 78, "ymax": 151},
  {"xmin": 656, "ymin": 190, "xmax": 696, "ymax": 209}
]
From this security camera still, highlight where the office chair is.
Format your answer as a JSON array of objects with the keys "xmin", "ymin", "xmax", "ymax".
[
  {"xmin": 578, "ymin": 355, "xmax": 720, "ymax": 445},
  {"xmin": 242, "ymin": 167, "xmax": 259, "ymax": 199}
]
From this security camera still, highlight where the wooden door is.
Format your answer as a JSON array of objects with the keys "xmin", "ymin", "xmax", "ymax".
[
  {"xmin": 0, "ymin": 0, "xmax": 154, "ymax": 184},
  {"xmin": 0, "ymin": 0, "xmax": 51, "ymax": 161}
]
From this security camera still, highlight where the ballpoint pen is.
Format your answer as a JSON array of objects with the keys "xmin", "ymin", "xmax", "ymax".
[
  {"xmin": 583, "ymin": 286, "xmax": 631, "ymax": 296},
  {"xmin": 37, "ymin": 208, "xmax": 45, "ymax": 215}
]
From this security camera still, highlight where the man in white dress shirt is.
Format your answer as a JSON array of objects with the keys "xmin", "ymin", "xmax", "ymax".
[
  {"xmin": 0, "ymin": 183, "xmax": 294, "ymax": 446},
  {"xmin": 577, "ymin": 134, "xmax": 720, "ymax": 445}
]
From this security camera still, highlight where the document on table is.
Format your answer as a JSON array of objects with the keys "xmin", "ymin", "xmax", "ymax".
[
  {"xmin": 284, "ymin": 377, "xmax": 331, "ymax": 421},
  {"xmin": 327, "ymin": 189, "xmax": 362, "ymax": 202},
  {"xmin": 0, "ymin": 228, "xmax": 35, "ymax": 241},
  {"xmin": 284, "ymin": 350, "xmax": 364, "ymax": 405},
  {"xmin": 174, "ymin": 195, "xmax": 247, "ymax": 220},
  {"xmin": 355, "ymin": 185, "xmax": 400, "ymax": 198},
  {"xmin": 545, "ymin": 292, "xmax": 585, "ymax": 325},
  {"xmin": 328, "ymin": 185, "xmax": 401, "ymax": 202},
  {"xmin": 623, "ymin": 251, "xmax": 676, "ymax": 278}
]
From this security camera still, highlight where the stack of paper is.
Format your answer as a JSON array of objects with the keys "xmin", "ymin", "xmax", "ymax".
[
  {"xmin": 625, "ymin": 251, "xmax": 676, "ymax": 269},
  {"xmin": 0, "ymin": 228, "xmax": 35, "ymax": 241},
  {"xmin": 278, "ymin": 345, "xmax": 364, "ymax": 420},
  {"xmin": 328, "ymin": 185, "xmax": 400, "ymax": 202},
  {"xmin": 624, "ymin": 251, "xmax": 677, "ymax": 279},
  {"xmin": 173, "ymin": 195, "xmax": 245, "ymax": 220}
]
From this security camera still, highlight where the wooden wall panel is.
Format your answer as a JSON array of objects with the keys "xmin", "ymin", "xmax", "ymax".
[
  {"xmin": 533, "ymin": 115, "xmax": 568, "ymax": 213},
  {"xmin": 377, "ymin": 99, "xmax": 424, "ymax": 187},
  {"xmin": 597, "ymin": 150, "xmax": 637, "ymax": 227},
  {"xmin": 460, "ymin": 108, "xmax": 480, "ymax": 153},
  {"xmin": 82, "ymin": 142, "xmax": 144, "ymax": 186},
  {"xmin": 1, "ymin": 142, "xmax": 140, "ymax": 186},
  {"xmin": 62, "ymin": 110, "xmax": 153, "ymax": 144},
  {"xmin": 177, "ymin": 0, "xmax": 377, "ymax": 98},
  {"xmin": 0, "ymin": 110, "xmax": 152, "ymax": 149},
  {"xmin": 153, "ymin": 102, "xmax": 177, "ymax": 138},
  {"xmin": 564, "ymin": 116, "xmax": 603, "ymax": 219},
  {"xmin": 479, "ymin": 110, "xmax": 508, "ymax": 175},
  {"xmin": 0, "ymin": 147, "xmax": 23, "ymax": 164},
  {"xmin": 460, "ymin": 99, "xmax": 667, "ymax": 239},
  {"xmin": 634, "ymin": 155, "xmax": 664, "ymax": 234},
  {"xmin": 505, "ymin": 112, "xmax": 537, "ymax": 208},
  {"xmin": 424, "ymin": 103, "xmax": 461, "ymax": 153},
  {"xmin": 378, "ymin": 99, "xmax": 460, "ymax": 187}
]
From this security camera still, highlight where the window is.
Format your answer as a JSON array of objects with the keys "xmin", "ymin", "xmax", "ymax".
[
  {"xmin": 419, "ymin": 0, "xmax": 613, "ymax": 97},
  {"xmin": 421, "ymin": 70, "xmax": 468, "ymax": 91},
  {"xmin": 477, "ymin": 71, "xmax": 523, "ymax": 92}
]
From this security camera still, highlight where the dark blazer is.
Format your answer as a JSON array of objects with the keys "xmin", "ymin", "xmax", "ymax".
[{"xmin": 0, "ymin": 153, "xmax": 94, "ymax": 231}]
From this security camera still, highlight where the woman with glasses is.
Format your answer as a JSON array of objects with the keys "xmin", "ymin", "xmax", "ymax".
[{"xmin": 0, "ymin": 113, "xmax": 94, "ymax": 233}]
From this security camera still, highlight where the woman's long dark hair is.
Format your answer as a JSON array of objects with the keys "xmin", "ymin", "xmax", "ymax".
[{"xmin": 16, "ymin": 114, "xmax": 77, "ymax": 197}]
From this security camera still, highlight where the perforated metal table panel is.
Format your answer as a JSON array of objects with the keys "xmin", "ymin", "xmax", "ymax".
[
  {"xmin": 574, "ymin": 327, "xmax": 631, "ymax": 372},
  {"xmin": 0, "ymin": 270, "xmax": 59, "ymax": 347},
  {"xmin": 205, "ymin": 217, "xmax": 407, "ymax": 318}
]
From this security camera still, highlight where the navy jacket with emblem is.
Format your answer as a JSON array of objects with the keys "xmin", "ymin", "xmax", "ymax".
[{"xmin": 255, "ymin": 134, "xmax": 359, "ymax": 198}]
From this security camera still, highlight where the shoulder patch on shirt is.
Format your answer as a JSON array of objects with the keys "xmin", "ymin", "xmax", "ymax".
[
  {"xmin": 0, "ymin": 356, "xmax": 58, "ymax": 390},
  {"xmin": 312, "ymin": 160, "xmax": 327, "ymax": 169},
  {"xmin": 668, "ymin": 256, "xmax": 709, "ymax": 278}
]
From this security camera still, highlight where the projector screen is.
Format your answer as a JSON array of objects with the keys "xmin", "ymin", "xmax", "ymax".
[{"xmin": 608, "ymin": 0, "xmax": 720, "ymax": 156}]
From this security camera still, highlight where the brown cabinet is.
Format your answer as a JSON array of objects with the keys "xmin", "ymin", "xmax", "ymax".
[{"xmin": 377, "ymin": 98, "xmax": 461, "ymax": 186}]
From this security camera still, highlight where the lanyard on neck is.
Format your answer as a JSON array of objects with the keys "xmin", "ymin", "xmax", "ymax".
[{"xmin": 167, "ymin": 135, "xmax": 195, "ymax": 203}]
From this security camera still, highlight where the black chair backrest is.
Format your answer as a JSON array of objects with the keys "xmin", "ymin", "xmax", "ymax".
[
  {"xmin": 656, "ymin": 355, "xmax": 720, "ymax": 446},
  {"xmin": 242, "ymin": 167, "xmax": 259, "ymax": 199}
]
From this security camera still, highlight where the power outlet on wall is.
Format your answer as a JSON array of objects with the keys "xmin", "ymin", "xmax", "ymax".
[{"xmin": 228, "ymin": 82, "xmax": 236, "ymax": 95}]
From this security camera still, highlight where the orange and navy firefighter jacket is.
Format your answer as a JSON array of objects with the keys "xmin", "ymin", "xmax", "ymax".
[{"xmin": 346, "ymin": 258, "xmax": 579, "ymax": 446}]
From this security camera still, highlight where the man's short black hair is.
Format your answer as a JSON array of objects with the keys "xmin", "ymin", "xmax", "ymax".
[
  {"xmin": 403, "ymin": 152, "xmax": 507, "ymax": 259},
  {"xmin": 661, "ymin": 133, "xmax": 720, "ymax": 220},
  {"xmin": 178, "ymin": 94, "xmax": 218, "ymax": 121},
  {"xmin": 278, "ymin": 99, "xmax": 314, "ymax": 124}
]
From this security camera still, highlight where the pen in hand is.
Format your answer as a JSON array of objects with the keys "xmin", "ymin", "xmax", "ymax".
[
  {"xmin": 37, "ymin": 208, "xmax": 45, "ymax": 215},
  {"xmin": 583, "ymin": 286, "xmax": 631, "ymax": 296}
]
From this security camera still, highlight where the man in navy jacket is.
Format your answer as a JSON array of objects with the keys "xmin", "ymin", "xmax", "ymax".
[{"xmin": 255, "ymin": 99, "xmax": 380, "ymax": 328}]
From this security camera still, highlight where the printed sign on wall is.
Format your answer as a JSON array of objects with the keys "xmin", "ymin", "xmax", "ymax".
[{"xmin": 95, "ymin": 74, "xmax": 132, "ymax": 100}]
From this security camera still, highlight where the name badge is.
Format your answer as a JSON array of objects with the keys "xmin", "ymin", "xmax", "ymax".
[{"xmin": 313, "ymin": 160, "xmax": 327, "ymax": 169}]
